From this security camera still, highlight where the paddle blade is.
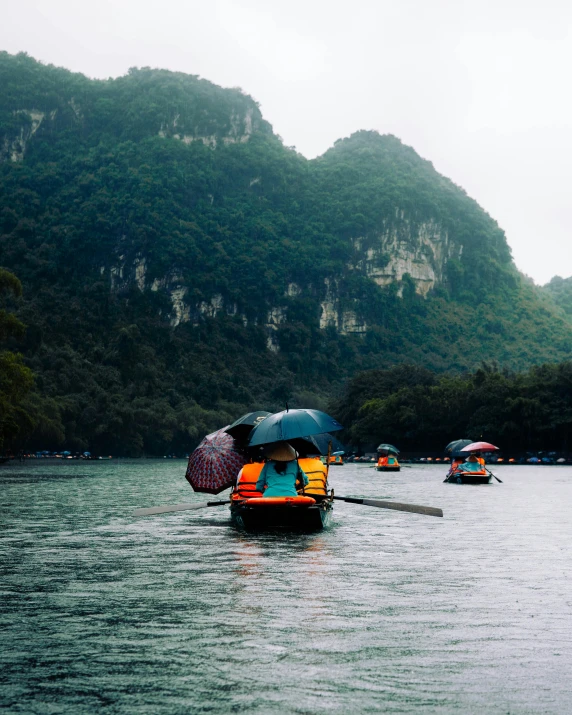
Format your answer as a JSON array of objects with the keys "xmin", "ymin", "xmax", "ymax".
[
  {"xmin": 334, "ymin": 495, "xmax": 443, "ymax": 517},
  {"xmin": 362, "ymin": 498, "xmax": 443, "ymax": 517},
  {"xmin": 133, "ymin": 500, "xmax": 228, "ymax": 517},
  {"xmin": 485, "ymin": 468, "xmax": 503, "ymax": 483}
]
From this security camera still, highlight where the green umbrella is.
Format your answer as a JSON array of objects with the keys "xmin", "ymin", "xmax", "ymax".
[
  {"xmin": 445, "ymin": 439, "xmax": 472, "ymax": 457},
  {"xmin": 377, "ymin": 443, "xmax": 399, "ymax": 454}
]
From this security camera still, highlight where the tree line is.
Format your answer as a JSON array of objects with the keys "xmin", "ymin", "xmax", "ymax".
[{"xmin": 332, "ymin": 363, "xmax": 572, "ymax": 454}]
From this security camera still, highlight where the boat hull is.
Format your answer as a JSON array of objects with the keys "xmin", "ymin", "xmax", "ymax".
[
  {"xmin": 376, "ymin": 466, "xmax": 401, "ymax": 472},
  {"xmin": 445, "ymin": 473, "xmax": 491, "ymax": 484},
  {"xmin": 230, "ymin": 501, "xmax": 333, "ymax": 531}
]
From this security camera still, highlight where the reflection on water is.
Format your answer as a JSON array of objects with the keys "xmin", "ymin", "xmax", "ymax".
[{"xmin": 1, "ymin": 460, "xmax": 572, "ymax": 713}]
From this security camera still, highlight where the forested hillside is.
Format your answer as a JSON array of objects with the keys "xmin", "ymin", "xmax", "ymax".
[
  {"xmin": 1, "ymin": 51, "xmax": 571, "ymax": 455},
  {"xmin": 543, "ymin": 276, "xmax": 572, "ymax": 318}
]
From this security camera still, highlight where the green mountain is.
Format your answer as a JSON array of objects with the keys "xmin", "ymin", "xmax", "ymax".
[
  {"xmin": 1, "ymin": 51, "xmax": 571, "ymax": 454},
  {"xmin": 543, "ymin": 276, "xmax": 572, "ymax": 318}
]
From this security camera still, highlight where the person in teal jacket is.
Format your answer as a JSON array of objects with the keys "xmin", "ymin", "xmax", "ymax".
[
  {"xmin": 461, "ymin": 454, "xmax": 485, "ymax": 472},
  {"xmin": 255, "ymin": 442, "xmax": 308, "ymax": 497}
]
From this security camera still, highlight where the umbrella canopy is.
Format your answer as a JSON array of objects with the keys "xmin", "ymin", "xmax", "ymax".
[
  {"xmin": 224, "ymin": 411, "xmax": 271, "ymax": 441},
  {"xmin": 460, "ymin": 441, "xmax": 499, "ymax": 452},
  {"xmin": 445, "ymin": 439, "xmax": 473, "ymax": 456},
  {"xmin": 185, "ymin": 428, "xmax": 247, "ymax": 494},
  {"xmin": 288, "ymin": 432, "xmax": 345, "ymax": 457},
  {"xmin": 377, "ymin": 443, "xmax": 400, "ymax": 454},
  {"xmin": 286, "ymin": 436, "xmax": 319, "ymax": 457},
  {"xmin": 247, "ymin": 409, "xmax": 343, "ymax": 447}
]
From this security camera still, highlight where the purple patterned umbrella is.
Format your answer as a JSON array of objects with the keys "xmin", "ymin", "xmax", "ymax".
[{"xmin": 185, "ymin": 428, "xmax": 247, "ymax": 494}]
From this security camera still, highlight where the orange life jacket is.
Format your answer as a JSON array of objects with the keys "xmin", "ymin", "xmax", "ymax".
[
  {"xmin": 233, "ymin": 462, "xmax": 264, "ymax": 499},
  {"xmin": 298, "ymin": 457, "xmax": 328, "ymax": 496}
]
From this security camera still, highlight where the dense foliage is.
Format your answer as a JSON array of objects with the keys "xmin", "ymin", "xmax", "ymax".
[
  {"xmin": 333, "ymin": 362, "xmax": 572, "ymax": 453},
  {"xmin": 543, "ymin": 276, "xmax": 572, "ymax": 318},
  {"xmin": 1, "ymin": 52, "xmax": 571, "ymax": 455},
  {"xmin": 0, "ymin": 268, "xmax": 34, "ymax": 450}
]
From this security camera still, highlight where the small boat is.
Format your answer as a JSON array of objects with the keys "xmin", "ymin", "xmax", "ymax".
[
  {"xmin": 445, "ymin": 470, "xmax": 491, "ymax": 484},
  {"xmin": 230, "ymin": 457, "xmax": 333, "ymax": 531},
  {"xmin": 445, "ymin": 458, "xmax": 491, "ymax": 484},
  {"xmin": 445, "ymin": 445, "xmax": 496, "ymax": 484},
  {"xmin": 376, "ymin": 455, "xmax": 401, "ymax": 472},
  {"xmin": 230, "ymin": 496, "xmax": 333, "ymax": 531},
  {"xmin": 328, "ymin": 454, "xmax": 344, "ymax": 466}
]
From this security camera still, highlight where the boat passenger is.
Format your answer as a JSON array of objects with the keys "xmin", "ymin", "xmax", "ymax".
[
  {"xmin": 461, "ymin": 454, "xmax": 486, "ymax": 472},
  {"xmin": 255, "ymin": 442, "xmax": 309, "ymax": 497},
  {"xmin": 450, "ymin": 456, "xmax": 464, "ymax": 473}
]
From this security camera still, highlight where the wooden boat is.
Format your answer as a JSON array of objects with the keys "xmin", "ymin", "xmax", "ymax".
[
  {"xmin": 376, "ymin": 455, "xmax": 400, "ymax": 472},
  {"xmin": 445, "ymin": 467, "xmax": 491, "ymax": 484},
  {"xmin": 328, "ymin": 454, "xmax": 344, "ymax": 466},
  {"xmin": 445, "ymin": 456, "xmax": 490, "ymax": 484},
  {"xmin": 230, "ymin": 496, "xmax": 333, "ymax": 531},
  {"xmin": 230, "ymin": 457, "xmax": 333, "ymax": 531}
]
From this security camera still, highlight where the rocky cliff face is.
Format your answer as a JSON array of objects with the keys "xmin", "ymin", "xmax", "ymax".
[
  {"xmin": 1, "ymin": 109, "xmax": 49, "ymax": 162},
  {"xmin": 350, "ymin": 217, "xmax": 456, "ymax": 297},
  {"xmin": 103, "ymin": 210, "xmax": 460, "ymax": 347},
  {"xmin": 157, "ymin": 107, "xmax": 257, "ymax": 148}
]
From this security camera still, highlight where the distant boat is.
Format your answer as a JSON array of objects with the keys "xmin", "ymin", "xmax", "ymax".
[
  {"xmin": 376, "ymin": 455, "xmax": 401, "ymax": 472},
  {"xmin": 444, "ymin": 460, "xmax": 491, "ymax": 484},
  {"xmin": 326, "ymin": 453, "xmax": 344, "ymax": 466}
]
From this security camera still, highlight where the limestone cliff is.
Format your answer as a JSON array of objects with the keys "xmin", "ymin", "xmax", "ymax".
[{"xmin": 2, "ymin": 50, "xmax": 566, "ymax": 389}]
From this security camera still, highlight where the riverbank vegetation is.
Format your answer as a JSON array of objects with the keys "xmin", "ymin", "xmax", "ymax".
[{"xmin": 333, "ymin": 362, "xmax": 572, "ymax": 454}]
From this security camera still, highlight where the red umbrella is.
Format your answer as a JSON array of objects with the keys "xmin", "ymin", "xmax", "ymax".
[
  {"xmin": 185, "ymin": 428, "xmax": 247, "ymax": 494},
  {"xmin": 460, "ymin": 441, "xmax": 499, "ymax": 452}
]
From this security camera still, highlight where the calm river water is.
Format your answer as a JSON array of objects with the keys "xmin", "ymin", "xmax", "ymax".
[{"xmin": 1, "ymin": 460, "xmax": 571, "ymax": 714}]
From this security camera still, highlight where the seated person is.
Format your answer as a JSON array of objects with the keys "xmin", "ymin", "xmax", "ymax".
[
  {"xmin": 255, "ymin": 442, "xmax": 309, "ymax": 497},
  {"xmin": 450, "ymin": 457, "xmax": 464, "ymax": 473},
  {"xmin": 461, "ymin": 454, "xmax": 486, "ymax": 472}
]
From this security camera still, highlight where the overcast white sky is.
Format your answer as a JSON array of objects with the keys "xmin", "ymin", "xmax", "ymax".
[{"xmin": 2, "ymin": 0, "xmax": 571, "ymax": 284}]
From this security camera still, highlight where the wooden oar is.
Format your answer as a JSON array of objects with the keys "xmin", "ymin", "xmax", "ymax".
[
  {"xmin": 134, "ymin": 500, "xmax": 229, "ymax": 517},
  {"xmin": 485, "ymin": 467, "xmax": 503, "ymax": 483},
  {"xmin": 357, "ymin": 464, "xmax": 412, "ymax": 469},
  {"xmin": 333, "ymin": 495, "xmax": 443, "ymax": 517}
]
